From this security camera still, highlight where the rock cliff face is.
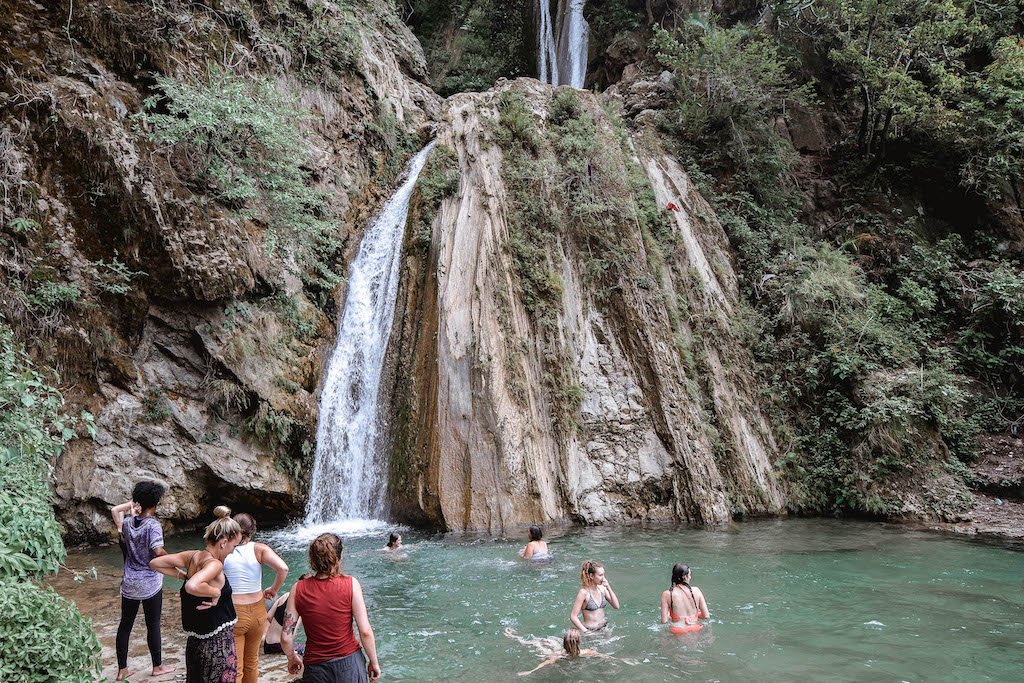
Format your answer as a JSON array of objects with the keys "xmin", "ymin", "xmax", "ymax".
[
  {"xmin": 388, "ymin": 79, "xmax": 784, "ymax": 531},
  {"xmin": 0, "ymin": 0, "xmax": 438, "ymax": 540}
]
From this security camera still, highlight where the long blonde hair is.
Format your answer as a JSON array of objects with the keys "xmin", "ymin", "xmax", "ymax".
[{"xmin": 204, "ymin": 505, "xmax": 241, "ymax": 544}]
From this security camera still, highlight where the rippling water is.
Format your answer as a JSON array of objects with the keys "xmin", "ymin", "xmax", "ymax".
[{"xmin": 58, "ymin": 519, "xmax": 1024, "ymax": 681}]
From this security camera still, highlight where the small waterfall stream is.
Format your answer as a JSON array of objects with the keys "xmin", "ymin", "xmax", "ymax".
[
  {"xmin": 538, "ymin": 0, "xmax": 589, "ymax": 88},
  {"xmin": 305, "ymin": 143, "xmax": 436, "ymax": 525}
]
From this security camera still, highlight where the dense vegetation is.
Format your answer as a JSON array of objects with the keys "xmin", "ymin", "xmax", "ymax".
[
  {"xmin": 0, "ymin": 324, "xmax": 101, "ymax": 680},
  {"xmin": 647, "ymin": 1, "xmax": 1024, "ymax": 513}
]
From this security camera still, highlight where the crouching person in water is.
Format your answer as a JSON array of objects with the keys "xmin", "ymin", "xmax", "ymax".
[
  {"xmin": 282, "ymin": 533, "xmax": 382, "ymax": 682},
  {"xmin": 660, "ymin": 563, "xmax": 709, "ymax": 634},
  {"xmin": 518, "ymin": 525, "xmax": 552, "ymax": 561}
]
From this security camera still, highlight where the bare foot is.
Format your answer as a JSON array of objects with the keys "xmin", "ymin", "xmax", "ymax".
[
  {"xmin": 115, "ymin": 669, "xmax": 132, "ymax": 681},
  {"xmin": 150, "ymin": 664, "xmax": 176, "ymax": 677}
]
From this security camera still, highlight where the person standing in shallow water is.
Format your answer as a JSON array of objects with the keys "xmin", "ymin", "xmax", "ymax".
[
  {"xmin": 569, "ymin": 560, "xmax": 620, "ymax": 632},
  {"xmin": 150, "ymin": 506, "xmax": 242, "ymax": 683},
  {"xmin": 660, "ymin": 563, "xmax": 709, "ymax": 634},
  {"xmin": 112, "ymin": 480, "xmax": 175, "ymax": 681},
  {"xmin": 282, "ymin": 532, "xmax": 382, "ymax": 682},
  {"xmin": 222, "ymin": 512, "xmax": 289, "ymax": 683},
  {"xmin": 518, "ymin": 525, "xmax": 551, "ymax": 560}
]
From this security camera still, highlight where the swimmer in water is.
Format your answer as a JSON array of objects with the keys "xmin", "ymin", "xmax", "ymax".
[
  {"xmin": 383, "ymin": 533, "xmax": 402, "ymax": 551},
  {"xmin": 570, "ymin": 560, "xmax": 619, "ymax": 632},
  {"xmin": 503, "ymin": 627, "xmax": 610, "ymax": 676},
  {"xmin": 660, "ymin": 563, "xmax": 709, "ymax": 634},
  {"xmin": 518, "ymin": 525, "xmax": 551, "ymax": 560}
]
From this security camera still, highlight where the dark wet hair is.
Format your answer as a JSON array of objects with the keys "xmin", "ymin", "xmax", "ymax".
[
  {"xmin": 131, "ymin": 481, "xmax": 166, "ymax": 511},
  {"xmin": 309, "ymin": 533, "xmax": 345, "ymax": 577},
  {"xmin": 528, "ymin": 525, "xmax": 543, "ymax": 542},
  {"xmin": 671, "ymin": 563, "xmax": 691, "ymax": 587},
  {"xmin": 387, "ymin": 533, "xmax": 401, "ymax": 548},
  {"xmin": 235, "ymin": 512, "xmax": 256, "ymax": 540}
]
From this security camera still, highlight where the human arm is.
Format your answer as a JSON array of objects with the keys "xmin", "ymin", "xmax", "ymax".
[
  {"xmin": 149, "ymin": 550, "xmax": 194, "ymax": 579},
  {"xmin": 601, "ymin": 577, "xmax": 620, "ymax": 610},
  {"xmin": 569, "ymin": 589, "xmax": 587, "ymax": 631},
  {"xmin": 255, "ymin": 542, "xmax": 289, "ymax": 600},
  {"xmin": 518, "ymin": 655, "xmax": 560, "ymax": 676},
  {"xmin": 696, "ymin": 588, "xmax": 709, "ymax": 619},
  {"xmin": 522, "ymin": 542, "xmax": 534, "ymax": 559},
  {"xmin": 111, "ymin": 501, "xmax": 135, "ymax": 533},
  {"xmin": 352, "ymin": 577, "xmax": 381, "ymax": 681},
  {"xmin": 183, "ymin": 557, "xmax": 223, "ymax": 600},
  {"xmin": 660, "ymin": 590, "xmax": 671, "ymax": 624},
  {"xmin": 281, "ymin": 587, "xmax": 303, "ymax": 675}
]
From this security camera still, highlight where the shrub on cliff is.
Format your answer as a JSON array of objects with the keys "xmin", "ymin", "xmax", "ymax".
[
  {"xmin": 0, "ymin": 322, "xmax": 100, "ymax": 679},
  {"xmin": 139, "ymin": 67, "xmax": 340, "ymax": 288}
]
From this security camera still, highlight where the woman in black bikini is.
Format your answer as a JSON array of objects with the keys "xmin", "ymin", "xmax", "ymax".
[{"xmin": 569, "ymin": 560, "xmax": 620, "ymax": 632}]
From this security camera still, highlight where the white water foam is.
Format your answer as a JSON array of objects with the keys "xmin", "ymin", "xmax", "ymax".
[{"xmin": 304, "ymin": 143, "xmax": 436, "ymax": 525}]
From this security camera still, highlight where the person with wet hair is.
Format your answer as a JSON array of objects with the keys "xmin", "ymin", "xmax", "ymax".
[
  {"xmin": 503, "ymin": 627, "xmax": 611, "ymax": 676},
  {"xmin": 569, "ymin": 560, "xmax": 620, "ymax": 632},
  {"xmin": 281, "ymin": 532, "xmax": 382, "ymax": 682},
  {"xmin": 383, "ymin": 533, "xmax": 402, "ymax": 551},
  {"xmin": 112, "ymin": 480, "xmax": 174, "ymax": 681},
  {"xmin": 660, "ymin": 563, "xmax": 709, "ymax": 634},
  {"xmin": 518, "ymin": 525, "xmax": 551, "ymax": 561},
  {"xmin": 222, "ymin": 512, "xmax": 289, "ymax": 683},
  {"xmin": 151, "ymin": 506, "xmax": 242, "ymax": 683}
]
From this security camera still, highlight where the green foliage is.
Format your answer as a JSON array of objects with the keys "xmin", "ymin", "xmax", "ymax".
[
  {"xmin": 777, "ymin": 0, "xmax": 1024, "ymax": 198},
  {"xmin": 84, "ymin": 258, "xmax": 144, "ymax": 295},
  {"xmin": 246, "ymin": 401, "xmax": 295, "ymax": 447},
  {"xmin": 413, "ymin": 144, "xmax": 460, "ymax": 252},
  {"xmin": 27, "ymin": 282, "xmax": 81, "ymax": 312},
  {"xmin": 0, "ymin": 323, "xmax": 101, "ymax": 678},
  {"xmin": 0, "ymin": 579, "xmax": 101, "ymax": 682},
  {"xmin": 140, "ymin": 67, "xmax": 341, "ymax": 287},
  {"xmin": 409, "ymin": 0, "xmax": 531, "ymax": 95},
  {"xmin": 653, "ymin": 19, "xmax": 812, "ymax": 201},
  {"xmin": 141, "ymin": 387, "xmax": 173, "ymax": 423},
  {"xmin": 266, "ymin": 0, "xmax": 361, "ymax": 89}
]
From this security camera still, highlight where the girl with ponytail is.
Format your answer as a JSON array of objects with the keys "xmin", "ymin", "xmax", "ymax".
[
  {"xmin": 280, "ymin": 533, "xmax": 382, "ymax": 682},
  {"xmin": 150, "ymin": 505, "xmax": 243, "ymax": 682},
  {"xmin": 569, "ymin": 560, "xmax": 620, "ymax": 632},
  {"xmin": 659, "ymin": 563, "xmax": 709, "ymax": 634}
]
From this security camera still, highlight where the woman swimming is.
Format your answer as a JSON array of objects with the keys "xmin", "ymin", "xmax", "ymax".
[
  {"xmin": 569, "ymin": 561, "xmax": 619, "ymax": 632},
  {"xmin": 503, "ymin": 627, "xmax": 609, "ymax": 676},
  {"xmin": 659, "ymin": 563, "xmax": 709, "ymax": 634},
  {"xmin": 383, "ymin": 533, "xmax": 402, "ymax": 551},
  {"xmin": 518, "ymin": 525, "xmax": 551, "ymax": 560}
]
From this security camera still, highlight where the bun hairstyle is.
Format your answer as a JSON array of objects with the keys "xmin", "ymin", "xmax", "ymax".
[
  {"xmin": 309, "ymin": 533, "xmax": 345, "ymax": 577},
  {"xmin": 671, "ymin": 563, "xmax": 691, "ymax": 588},
  {"xmin": 234, "ymin": 512, "xmax": 256, "ymax": 540},
  {"xmin": 580, "ymin": 560, "xmax": 603, "ymax": 586},
  {"xmin": 204, "ymin": 506, "xmax": 241, "ymax": 544},
  {"xmin": 562, "ymin": 629, "xmax": 581, "ymax": 657},
  {"xmin": 528, "ymin": 525, "xmax": 543, "ymax": 542}
]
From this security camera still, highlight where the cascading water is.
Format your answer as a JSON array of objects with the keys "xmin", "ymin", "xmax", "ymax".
[
  {"xmin": 304, "ymin": 143, "xmax": 436, "ymax": 525},
  {"xmin": 538, "ymin": 0, "xmax": 589, "ymax": 88},
  {"xmin": 538, "ymin": 0, "xmax": 559, "ymax": 85}
]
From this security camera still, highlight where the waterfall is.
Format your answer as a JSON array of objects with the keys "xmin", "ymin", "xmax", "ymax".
[
  {"xmin": 538, "ymin": 0, "xmax": 558, "ymax": 85},
  {"xmin": 538, "ymin": 0, "xmax": 589, "ymax": 88},
  {"xmin": 304, "ymin": 143, "xmax": 436, "ymax": 525}
]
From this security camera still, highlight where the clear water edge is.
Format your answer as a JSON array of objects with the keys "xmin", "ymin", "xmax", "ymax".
[{"xmin": 131, "ymin": 518, "xmax": 1024, "ymax": 682}]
